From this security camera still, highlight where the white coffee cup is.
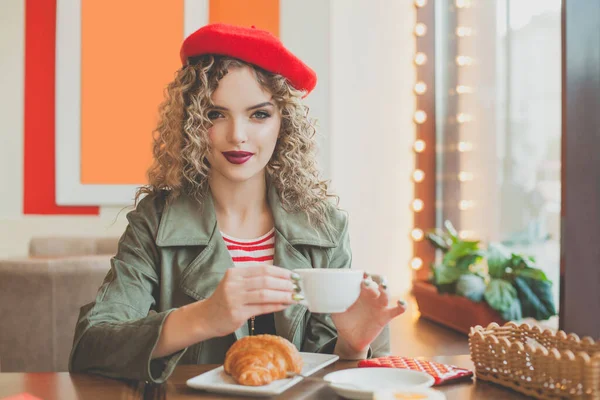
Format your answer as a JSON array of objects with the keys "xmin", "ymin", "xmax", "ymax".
[{"xmin": 294, "ymin": 268, "xmax": 364, "ymax": 313}]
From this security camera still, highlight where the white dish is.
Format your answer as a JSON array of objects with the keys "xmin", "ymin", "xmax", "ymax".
[
  {"xmin": 323, "ymin": 367, "xmax": 435, "ymax": 400},
  {"xmin": 186, "ymin": 352, "xmax": 339, "ymax": 397}
]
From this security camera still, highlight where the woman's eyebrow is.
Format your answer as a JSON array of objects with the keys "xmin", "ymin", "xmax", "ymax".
[
  {"xmin": 211, "ymin": 102, "xmax": 274, "ymax": 111},
  {"xmin": 246, "ymin": 101, "xmax": 274, "ymax": 111}
]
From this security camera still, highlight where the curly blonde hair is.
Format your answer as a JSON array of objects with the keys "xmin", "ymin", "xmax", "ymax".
[{"xmin": 135, "ymin": 55, "xmax": 338, "ymax": 227}]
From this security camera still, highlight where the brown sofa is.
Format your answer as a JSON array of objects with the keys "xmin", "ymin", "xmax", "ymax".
[
  {"xmin": 0, "ymin": 237, "xmax": 118, "ymax": 372},
  {"xmin": 29, "ymin": 236, "xmax": 119, "ymax": 258}
]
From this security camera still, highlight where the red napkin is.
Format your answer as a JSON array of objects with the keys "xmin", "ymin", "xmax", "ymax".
[
  {"xmin": 357, "ymin": 356, "xmax": 473, "ymax": 385},
  {"xmin": 1, "ymin": 393, "xmax": 43, "ymax": 400}
]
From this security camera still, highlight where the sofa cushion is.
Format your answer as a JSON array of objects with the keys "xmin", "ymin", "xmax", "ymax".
[{"xmin": 0, "ymin": 256, "xmax": 111, "ymax": 372}]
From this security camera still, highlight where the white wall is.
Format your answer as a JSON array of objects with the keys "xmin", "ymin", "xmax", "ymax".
[
  {"xmin": 0, "ymin": 0, "xmax": 415, "ymax": 295},
  {"xmin": 1, "ymin": 0, "xmax": 24, "ymax": 218},
  {"xmin": 281, "ymin": 0, "xmax": 332, "ymax": 178},
  {"xmin": 330, "ymin": 0, "xmax": 416, "ymax": 295}
]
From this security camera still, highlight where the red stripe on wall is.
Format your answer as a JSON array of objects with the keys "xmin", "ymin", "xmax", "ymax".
[{"xmin": 23, "ymin": 0, "xmax": 99, "ymax": 215}]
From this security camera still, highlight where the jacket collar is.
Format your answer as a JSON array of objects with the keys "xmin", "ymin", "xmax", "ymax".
[{"xmin": 155, "ymin": 183, "xmax": 337, "ymax": 248}]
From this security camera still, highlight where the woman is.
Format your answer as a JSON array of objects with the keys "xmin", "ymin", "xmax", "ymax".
[{"xmin": 69, "ymin": 23, "xmax": 406, "ymax": 384}]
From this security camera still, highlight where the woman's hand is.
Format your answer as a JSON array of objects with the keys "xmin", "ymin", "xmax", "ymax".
[
  {"xmin": 197, "ymin": 265, "xmax": 301, "ymax": 338},
  {"xmin": 331, "ymin": 274, "xmax": 406, "ymax": 357}
]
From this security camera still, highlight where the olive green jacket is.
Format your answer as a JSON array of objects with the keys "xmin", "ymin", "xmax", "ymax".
[{"xmin": 68, "ymin": 185, "xmax": 390, "ymax": 383}]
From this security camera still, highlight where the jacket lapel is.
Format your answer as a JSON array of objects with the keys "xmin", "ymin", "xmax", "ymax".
[{"xmin": 156, "ymin": 193, "xmax": 229, "ymax": 300}]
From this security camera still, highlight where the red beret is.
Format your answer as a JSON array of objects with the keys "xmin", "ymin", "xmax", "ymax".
[{"xmin": 180, "ymin": 23, "xmax": 317, "ymax": 95}]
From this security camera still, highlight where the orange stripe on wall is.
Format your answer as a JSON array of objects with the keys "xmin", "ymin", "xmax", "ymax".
[
  {"xmin": 81, "ymin": 1, "xmax": 184, "ymax": 184},
  {"xmin": 209, "ymin": 0, "xmax": 280, "ymax": 37}
]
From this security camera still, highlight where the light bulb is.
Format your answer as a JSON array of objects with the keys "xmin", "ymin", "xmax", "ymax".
[
  {"xmin": 414, "ymin": 23, "xmax": 427, "ymax": 37},
  {"xmin": 413, "ymin": 140, "xmax": 426, "ymax": 153},
  {"xmin": 414, "ymin": 52, "xmax": 427, "ymax": 66},
  {"xmin": 414, "ymin": 110, "xmax": 427, "ymax": 124},
  {"xmin": 459, "ymin": 230, "xmax": 476, "ymax": 240},
  {"xmin": 412, "ymin": 199, "xmax": 424, "ymax": 212},
  {"xmin": 411, "ymin": 228, "xmax": 425, "ymax": 241},
  {"xmin": 456, "ymin": 113, "xmax": 472, "ymax": 123},
  {"xmin": 411, "ymin": 257, "xmax": 424, "ymax": 270},
  {"xmin": 458, "ymin": 141, "xmax": 473, "ymax": 152},
  {"xmin": 456, "ymin": 27, "xmax": 473, "ymax": 37},
  {"xmin": 456, "ymin": 85, "xmax": 474, "ymax": 94},
  {"xmin": 414, "ymin": 81, "xmax": 427, "ymax": 95},
  {"xmin": 412, "ymin": 169, "xmax": 425, "ymax": 182},
  {"xmin": 415, "ymin": 0, "xmax": 427, "ymax": 7},
  {"xmin": 456, "ymin": 56, "xmax": 474, "ymax": 66},
  {"xmin": 458, "ymin": 171, "xmax": 474, "ymax": 181},
  {"xmin": 459, "ymin": 200, "xmax": 474, "ymax": 210}
]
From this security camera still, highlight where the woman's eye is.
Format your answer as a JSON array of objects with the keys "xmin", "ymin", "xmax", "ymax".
[
  {"xmin": 252, "ymin": 110, "xmax": 271, "ymax": 119},
  {"xmin": 207, "ymin": 111, "xmax": 223, "ymax": 120}
]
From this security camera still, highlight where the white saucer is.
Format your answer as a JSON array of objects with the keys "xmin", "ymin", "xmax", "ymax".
[{"xmin": 323, "ymin": 367, "xmax": 435, "ymax": 400}]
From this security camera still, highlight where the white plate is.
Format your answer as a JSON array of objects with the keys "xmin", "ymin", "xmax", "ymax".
[
  {"xmin": 186, "ymin": 352, "xmax": 339, "ymax": 397},
  {"xmin": 323, "ymin": 368, "xmax": 435, "ymax": 400}
]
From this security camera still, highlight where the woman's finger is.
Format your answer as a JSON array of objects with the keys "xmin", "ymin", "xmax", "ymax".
[
  {"xmin": 361, "ymin": 278, "xmax": 381, "ymax": 300},
  {"xmin": 369, "ymin": 274, "xmax": 386, "ymax": 287},
  {"xmin": 244, "ymin": 275, "xmax": 296, "ymax": 292},
  {"xmin": 385, "ymin": 299, "xmax": 408, "ymax": 319},
  {"xmin": 245, "ymin": 289, "xmax": 301, "ymax": 305},
  {"xmin": 237, "ymin": 264, "xmax": 299, "ymax": 280},
  {"xmin": 376, "ymin": 281, "xmax": 390, "ymax": 307},
  {"xmin": 369, "ymin": 274, "xmax": 390, "ymax": 306}
]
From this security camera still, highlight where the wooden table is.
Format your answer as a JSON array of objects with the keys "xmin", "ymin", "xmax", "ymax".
[
  {"xmin": 0, "ymin": 355, "xmax": 534, "ymax": 400},
  {"xmin": 0, "ymin": 371, "xmax": 143, "ymax": 399}
]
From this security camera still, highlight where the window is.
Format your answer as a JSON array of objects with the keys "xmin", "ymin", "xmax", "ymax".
[{"xmin": 435, "ymin": 0, "xmax": 562, "ymax": 308}]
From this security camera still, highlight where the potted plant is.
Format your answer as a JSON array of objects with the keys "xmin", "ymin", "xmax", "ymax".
[{"xmin": 412, "ymin": 221, "xmax": 557, "ymax": 334}]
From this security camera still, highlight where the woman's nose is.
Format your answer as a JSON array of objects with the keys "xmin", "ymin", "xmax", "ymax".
[{"xmin": 227, "ymin": 119, "xmax": 248, "ymax": 144}]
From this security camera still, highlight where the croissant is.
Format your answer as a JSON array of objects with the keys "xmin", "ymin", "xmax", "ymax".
[{"xmin": 224, "ymin": 334, "xmax": 304, "ymax": 386}]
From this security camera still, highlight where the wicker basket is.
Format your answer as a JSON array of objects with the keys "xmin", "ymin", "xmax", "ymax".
[{"xmin": 469, "ymin": 322, "xmax": 600, "ymax": 399}]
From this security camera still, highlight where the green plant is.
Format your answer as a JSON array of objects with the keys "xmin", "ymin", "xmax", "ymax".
[{"xmin": 425, "ymin": 220, "xmax": 557, "ymax": 322}]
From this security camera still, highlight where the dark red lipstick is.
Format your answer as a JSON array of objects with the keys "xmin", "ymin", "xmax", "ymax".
[{"xmin": 222, "ymin": 151, "xmax": 254, "ymax": 164}]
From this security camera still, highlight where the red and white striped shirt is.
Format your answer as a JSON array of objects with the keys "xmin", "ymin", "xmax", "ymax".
[{"xmin": 221, "ymin": 228, "xmax": 275, "ymax": 267}]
